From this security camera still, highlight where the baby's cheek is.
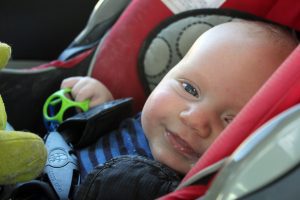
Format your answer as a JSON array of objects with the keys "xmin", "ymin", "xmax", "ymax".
[{"xmin": 142, "ymin": 93, "xmax": 167, "ymax": 127}]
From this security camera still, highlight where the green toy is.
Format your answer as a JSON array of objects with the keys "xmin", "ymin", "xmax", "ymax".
[
  {"xmin": 43, "ymin": 88, "xmax": 90, "ymax": 124},
  {"xmin": 0, "ymin": 42, "xmax": 47, "ymax": 185},
  {"xmin": 0, "ymin": 42, "xmax": 11, "ymax": 69}
]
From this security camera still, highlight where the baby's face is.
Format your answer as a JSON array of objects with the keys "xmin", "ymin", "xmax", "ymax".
[{"xmin": 141, "ymin": 22, "xmax": 289, "ymax": 174}]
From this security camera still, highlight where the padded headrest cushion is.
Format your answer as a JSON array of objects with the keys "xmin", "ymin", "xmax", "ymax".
[
  {"xmin": 139, "ymin": 9, "xmax": 234, "ymax": 93},
  {"xmin": 138, "ymin": 9, "xmax": 276, "ymax": 94}
]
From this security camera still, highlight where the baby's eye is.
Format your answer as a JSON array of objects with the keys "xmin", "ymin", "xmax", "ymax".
[
  {"xmin": 224, "ymin": 115, "xmax": 235, "ymax": 125},
  {"xmin": 181, "ymin": 82, "xmax": 199, "ymax": 97}
]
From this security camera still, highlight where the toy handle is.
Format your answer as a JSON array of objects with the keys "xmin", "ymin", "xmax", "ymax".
[{"xmin": 43, "ymin": 88, "xmax": 90, "ymax": 124}]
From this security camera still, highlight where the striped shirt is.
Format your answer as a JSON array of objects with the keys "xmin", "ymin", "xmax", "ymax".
[{"xmin": 76, "ymin": 113, "xmax": 153, "ymax": 178}]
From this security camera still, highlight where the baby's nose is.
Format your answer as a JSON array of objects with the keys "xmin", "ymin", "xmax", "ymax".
[{"xmin": 179, "ymin": 107, "xmax": 212, "ymax": 138}]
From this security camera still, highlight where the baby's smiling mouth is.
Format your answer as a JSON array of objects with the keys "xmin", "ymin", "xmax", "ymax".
[{"xmin": 165, "ymin": 130, "xmax": 200, "ymax": 161}]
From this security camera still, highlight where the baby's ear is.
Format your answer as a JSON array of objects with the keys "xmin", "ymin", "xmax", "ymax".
[{"xmin": 0, "ymin": 42, "xmax": 11, "ymax": 69}]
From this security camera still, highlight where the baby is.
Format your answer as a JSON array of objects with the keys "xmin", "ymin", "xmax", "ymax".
[{"xmin": 61, "ymin": 20, "xmax": 298, "ymax": 176}]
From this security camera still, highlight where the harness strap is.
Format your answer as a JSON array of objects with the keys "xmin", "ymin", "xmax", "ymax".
[{"xmin": 43, "ymin": 131, "xmax": 80, "ymax": 200}]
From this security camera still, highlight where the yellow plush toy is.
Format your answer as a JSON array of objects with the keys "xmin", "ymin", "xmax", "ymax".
[{"xmin": 0, "ymin": 42, "xmax": 47, "ymax": 184}]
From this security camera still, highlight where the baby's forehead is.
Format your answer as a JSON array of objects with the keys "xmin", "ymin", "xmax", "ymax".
[{"xmin": 177, "ymin": 20, "xmax": 297, "ymax": 83}]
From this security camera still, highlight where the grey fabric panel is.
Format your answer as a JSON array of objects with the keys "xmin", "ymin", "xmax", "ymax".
[{"xmin": 143, "ymin": 14, "xmax": 232, "ymax": 91}]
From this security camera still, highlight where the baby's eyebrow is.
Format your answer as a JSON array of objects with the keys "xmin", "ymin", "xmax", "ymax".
[{"xmin": 185, "ymin": 71, "xmax": 207, "ymax": 88}]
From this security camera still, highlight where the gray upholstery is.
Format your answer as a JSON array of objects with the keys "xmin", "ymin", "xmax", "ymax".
[{"xmin": 142, "ymin": 14, "xmax": 233, "ymax": 91}]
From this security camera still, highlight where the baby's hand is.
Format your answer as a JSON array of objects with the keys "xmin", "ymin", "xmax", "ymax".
[{"xmin": 61, "ymin": 76, "xmax": 114, "ymax": 108}]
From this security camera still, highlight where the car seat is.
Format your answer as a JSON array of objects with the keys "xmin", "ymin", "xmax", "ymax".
[
  {"xmin": 1, "ymin": 0, "xmax": 300, "ymax": 199},
  {"xmin": 0, "ymin": 0, "xmax": 132, "ymax": 135}
]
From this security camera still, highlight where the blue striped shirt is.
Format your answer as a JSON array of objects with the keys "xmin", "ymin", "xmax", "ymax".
[{"xmin": 76, "ymin": 113, "xmax": 153, "ymax": 178}]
